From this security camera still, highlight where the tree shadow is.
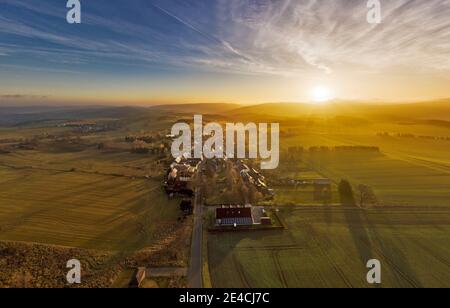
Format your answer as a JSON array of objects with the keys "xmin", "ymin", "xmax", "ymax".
[
  {"xmin": 364, "ymin": 210, "xmax": 423, "ymax": 288},
  {"xmin": 343, "ymin": 207, "xmax": 423, "ymax": 288}
]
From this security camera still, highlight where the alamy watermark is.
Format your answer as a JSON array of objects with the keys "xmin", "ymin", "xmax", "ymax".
[
  {"xmin": 66, "ymin": 259, "xmax": 81, "ymax": 285},
  {"xmin": 367, "ymin": 0, "xmax": 382, "ymax": 24},
  {"xmin": 66, "ymin": 1, "xmax": 382, "ymax": 25},
  {"xmin": 66, "ymin": 0, "xmax": 81, "ymax": 24},
  {"xmin": 366, "ymin": 259, "xmax": 382, "ymax": 284},
  {"xmin": 171, "ymin": 115, "xmax": 280, "ymax": 170}
]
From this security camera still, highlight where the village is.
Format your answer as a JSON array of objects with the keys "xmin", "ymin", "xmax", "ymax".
[
  {"xmin": 170, "ymin": 115, "xmax": 280, "ymax": 170},
  {"xmin": 163, "ymin": 154, "xmax": 279, "ymax": 228},
  {"xmin": 162, "ymin": 129, "xmax": 345, "ymax": 231}
]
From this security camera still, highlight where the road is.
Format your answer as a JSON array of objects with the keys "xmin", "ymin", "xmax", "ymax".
[{"xmin": 187, "ymin": 186, "xmax": 204, "ymax": 288}]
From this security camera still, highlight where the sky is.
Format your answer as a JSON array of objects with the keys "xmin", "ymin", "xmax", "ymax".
[{"xmin": 0, "ymin": 0, "xmax": 449, "ymax": 106}]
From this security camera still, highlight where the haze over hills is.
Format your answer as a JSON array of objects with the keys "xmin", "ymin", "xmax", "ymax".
[
  {"xmin": 1, "ymin": 100, "xmax": 450, "ymax": 126},
  {"xmin": 0, "ymin": 106, "xmax": 147, "ymax": 126},
  {"xmin": 229, "ymin": 100, "xmax": 450, "ymax": 121},
  {"xmin": 150, "ymin": 103, "xmax": 241, "ymax": 115}
]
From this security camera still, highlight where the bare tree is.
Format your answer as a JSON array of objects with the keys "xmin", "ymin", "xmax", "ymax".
[{"xmin": 358, "ymin": 184, "xmax": 379, "ymax": 208}]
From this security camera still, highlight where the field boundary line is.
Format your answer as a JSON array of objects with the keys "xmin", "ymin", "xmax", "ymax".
[
  {"xmin": 273, "ymin": 250, "xmax": 288, "ymax": 288},
  {"xmin": 232, "ymin": 253, "xmax": 251, "ymax": 288}
]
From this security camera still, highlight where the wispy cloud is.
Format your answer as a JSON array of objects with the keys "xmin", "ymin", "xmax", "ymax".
[
  {"xmin": 0, "ymin": 94, "xmax": 49, "ymax": 99},
  {"xmin": 0, "ymin": 0, "xmax": 449, "ymax": 77}
]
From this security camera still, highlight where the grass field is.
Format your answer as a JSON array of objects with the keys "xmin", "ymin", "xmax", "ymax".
[
  {"xmin": 0, "ymin": 114, "xmax": 194, "ymax": 287},
  {"xmin": 0, "ymin": 165, "xmax": 178, "ymax": 251},
  {"xmin": 0, "ymin": 123, "xmax": 180, "ymax": 252},
  {"xmin": 278, "ymin": 124, "xmax": 450, "ymax": 207},
  {"xmin": 1, "ymin": 104, "xmax": 450, "ymax": 288},
  {"xmin": 271, "ymin": 187, "xmax": 339, "ymax": 206},
  {"xmin": 307, "ymin": 151, "xmax": 450, "ymax": 207},
  {"xmin": 0, "ymin": 148, "xmax": 166, "ymax": 178},
  {"xmin": 207, "ymin": 207, "xmax": 450, "ymax": 288},
  {"xmin": 207, "ymin": 119, "xmax": 450, "ymax": 288}
]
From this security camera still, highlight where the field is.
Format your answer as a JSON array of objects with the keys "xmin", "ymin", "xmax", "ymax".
[
  {"xmin": 0, "ymin": 166, "xmax": 178, "ymax": 251},
  {"xmin": 208, "ymin": 207, "xmax": 450, "ymax": 288},
  {"xmin": 1, "ymin": 103, "xmax": 450, "ymax": 288},
  {"xmin": 307, "ymin": 151, "xmax": 450, "ymax": 207},
  {"xmin": 207, "ymin": 110, "xmax": 450, "ymax": 288},
  {"xmin": 273, "ymin": 120, "xmax": 450, "ymax": 207},
  {"xmin": 0, "ymin": 113, "xmax": 193, "ymax": 287}
]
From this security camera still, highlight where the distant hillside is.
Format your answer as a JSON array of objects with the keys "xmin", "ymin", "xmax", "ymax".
[
  {"xmin": 0, "ymin": 106, "xmax": 146, "ymax": 126},
  {"xmin": 0, "ymin": 103, "xmax": 241, "ymax": 127},
  {"xmin": 231, "ymin": 103, "xmax": 334, "ymax": 117},
  {"xmin": 151, "ymin": 103, "xmax": 241, "ymax": 115},
  {"xmin": 229, "ymin": 101, "xmax": 450, "ymax": 121},
  {"xmin": 2, "ymin": 100, "xmax": 449, "ymax": 127},
  {"xmin": 362, "ymin": 101, "xmax": 450, "ymax": 121}
]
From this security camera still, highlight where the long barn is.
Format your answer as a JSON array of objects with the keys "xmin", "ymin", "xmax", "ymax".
[{"xmin": 216, "ymin": 206, "xmax": 253, "ymax": 226}]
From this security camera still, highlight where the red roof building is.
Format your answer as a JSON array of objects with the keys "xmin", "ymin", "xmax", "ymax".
[{"xmin": 216, "ymin": 206, "xmax": 253, "ymax": 226}]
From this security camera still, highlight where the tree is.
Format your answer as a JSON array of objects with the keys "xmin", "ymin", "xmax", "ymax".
[
  {"xmin": 358, "ymin": 184, "xmax": 379, "ymax": 208},
  {"xmin": 338, "ymin": 179, "xmax": 356, "ymax": 206},
  {"xmin": 179, "ymin": 199, "xmax": 193, "ymax": 214}
]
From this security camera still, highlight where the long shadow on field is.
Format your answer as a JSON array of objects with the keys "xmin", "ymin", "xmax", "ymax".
[
  {"xmin": 364, "ymin": 210, "xmax": 423, "ymax": 288},
  {"xmin": 208, "ymin": 230, "xmax": 288, "ymax": 288},
  {"xmin": 342, "ymin": 208, "xmax": 375, "ymax": 272},
  {"xmin": 323, "ymin": 203, "xmax": 333, "ymax": 225},
  {"xmin": 343, "ymin": 208, "xmax": 423, "ymax": 287}
]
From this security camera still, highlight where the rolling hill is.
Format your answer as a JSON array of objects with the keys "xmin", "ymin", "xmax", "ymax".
[{"xmin": 229, "ymin": 100, "xmax": 450, "ymax": 121}]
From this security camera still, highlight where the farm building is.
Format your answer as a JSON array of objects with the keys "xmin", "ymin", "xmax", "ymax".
[
  {"xmin": 164, "ymin": 158, "xmax": 201, "ymax": 196},
  {"xmin": 216, "ymin": 205, "xmax": 254, "ymax": 226},
  {"xmin": 260, "ymin": 217, "xmax": 272, "ymax": 225}
]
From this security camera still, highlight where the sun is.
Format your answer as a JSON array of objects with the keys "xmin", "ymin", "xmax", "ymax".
[{"xmin": 311, "ymin": 86, "xmax": 334, "ymax": 103}]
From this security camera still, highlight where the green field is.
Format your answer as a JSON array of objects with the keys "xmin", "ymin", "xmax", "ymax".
[
  {"xmin": 277, "ymin": 125, "xmax": 450, "ymax": 207},
  {"xmin": 207, "ymin": 207, "xmax": 450, "ymax": 288},
  {"xmin": 271, "ymin": 187, "xmax": 339, "ymax": 206},
  {"xmin": 1, "ymin": 104, "xmax": 450, "ymax": 288},
  {"xmin": 207, "ymin": 117, "xmax": 450, "ymax": 288},
  {"xmin": 0, "ymin": 122, "xmax": 180, "ymax": 252},
  {"xmin": 0, "ymin": 165, "xmax": 178, "ymax": 251},
  {"xmin": 307, "ymin": 151, "xmax": 450, "ymax": 207},
  {"xmin": 0, "ymin": 111, "xmax": 197, "ymax": 287}
]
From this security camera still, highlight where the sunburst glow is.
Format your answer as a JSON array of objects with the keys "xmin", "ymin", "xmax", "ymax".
[{"xmin": 311, "ymin": 86, "xmax": 334, "ymax": 103}]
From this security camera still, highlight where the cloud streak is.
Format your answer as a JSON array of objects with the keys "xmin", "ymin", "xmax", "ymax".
[
  {"xmin": 0, "ymin": 0, "xmax": 449, "ymax": 78},
  {"xmin": 0, "ymin": 94, "xmax": 49, "ymax": 99}
]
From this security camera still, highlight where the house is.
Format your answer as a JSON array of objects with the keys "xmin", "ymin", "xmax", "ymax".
[
  {"xmin": 236, "ymin": 160, "xmax": 272, "ymax": 197},
  {"xmin": 216, "ymin": 205, "xmax": 253, "ymax": 226},
  {"xmin": 164, "ymin": 158, "xmax": 200, "ymax": 196}
]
